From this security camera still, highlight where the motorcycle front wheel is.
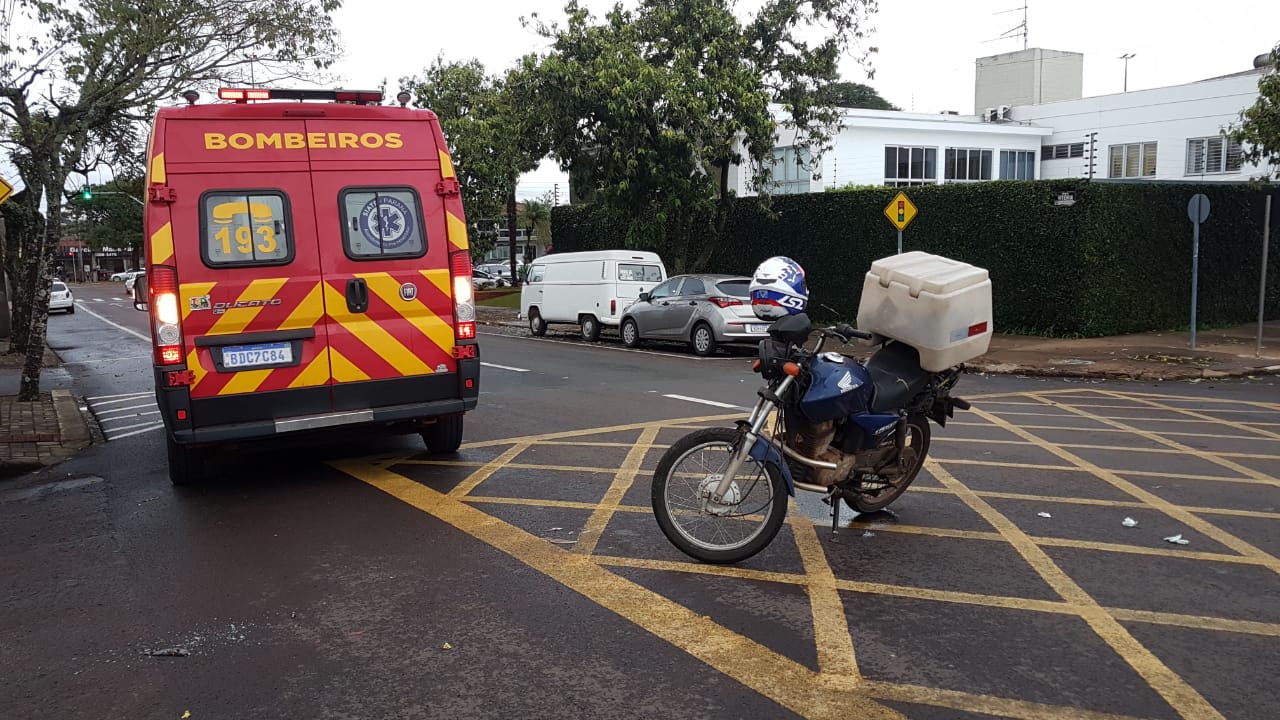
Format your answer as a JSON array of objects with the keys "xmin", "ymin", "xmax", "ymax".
[{"xmin": 651, "ymin": 427, "xmax": 789, "ymax": 564}]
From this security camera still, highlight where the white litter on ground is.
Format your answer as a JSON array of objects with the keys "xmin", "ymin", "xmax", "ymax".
[
  {"xmin": 1163, "ymin": 534, "xmax": 1190, "ymax": 545},
  {"xmin": 1122, "ymin": 517, "xmax": 1138, "ymax": 528},
  {"xmin": 1037, "ymin": 512, "xmax": 1052, "ymax": 518}
]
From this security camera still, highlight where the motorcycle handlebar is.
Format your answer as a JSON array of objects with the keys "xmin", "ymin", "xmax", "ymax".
[{"xmin": 827, "ymin": 324, "xmax": 874, "ymax": 343}]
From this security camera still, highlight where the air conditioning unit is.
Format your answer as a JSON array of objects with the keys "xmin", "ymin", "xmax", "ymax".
[
  {"xmin": 982, "ymin": 107, "xmax": 997, "ymax": 122},
  {"xmin": 997, "ymin": 104, "xmax": 1011, "ymax": 120}
]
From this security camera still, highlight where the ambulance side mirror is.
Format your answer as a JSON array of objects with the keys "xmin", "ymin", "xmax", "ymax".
[{"xmin": 132, "ymin": 276, "xmax": 148, "ymax": 311}]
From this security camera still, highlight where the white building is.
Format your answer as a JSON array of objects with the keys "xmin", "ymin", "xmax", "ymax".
[
  {"xmin": 1010, "ymin": 70, "xmax": 1263, "ymax": 182},
  {"xmin": 745, "ymin": 49, "xmax": 1270, "ymax": 196}
]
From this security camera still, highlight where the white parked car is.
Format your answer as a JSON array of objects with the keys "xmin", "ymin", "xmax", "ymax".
[
  {"xmin": 477, "ymin": 264, "xmax": 513, "ymax": 286},
  {"xmin": 472, "ymin": 269, "xmax": 500, "ymax": 290},
  {"xmin": 124, "ymin": 271, "xmax": 145, "ymax": 298},
  {"xmin": 48, "ymin": 281, "xmax": 75, "ymax": 314},
  {"xmin": 110, "ymin": 270, "xmax": 135, "ymax": 282}
]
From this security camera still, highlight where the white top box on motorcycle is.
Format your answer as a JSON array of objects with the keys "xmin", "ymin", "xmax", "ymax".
[{"xmin": 856, "ymin": 251, "xmax": 993, "ymax": 373}]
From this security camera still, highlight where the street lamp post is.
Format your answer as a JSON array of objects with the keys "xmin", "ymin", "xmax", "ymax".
[{"xmin": 1118, "ymin": 53, "xmax": 1135, "ymax": 92}]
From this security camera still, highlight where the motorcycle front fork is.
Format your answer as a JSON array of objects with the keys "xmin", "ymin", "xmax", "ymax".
[{"xmin": 706, "ymin": 375, "xmax": 794, "ymax": 507}]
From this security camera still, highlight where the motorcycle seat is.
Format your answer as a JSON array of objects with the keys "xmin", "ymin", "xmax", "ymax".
[{"xmin": 865, "ymin": 341, "xmax": 932, "ymax": 414}]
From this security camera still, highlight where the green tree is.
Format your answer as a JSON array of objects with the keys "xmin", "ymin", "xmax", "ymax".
[
  {"xmin": 1234, "ymin": 42, "xmax": 1280, "ymax": 180},
  {"xmin": 0, "ymin": 0, "xmax": 341, "ymax": 400},
  {"xmin": 524, "ymin": 0, "xmax": 878, "ymax": 271},
  {"xmin": 402, "ymin": 56, "xmax": 549, "ymax": 283},
  {"xmin": 819, "ymin": 81, "xmax": 899, "ymax": 111}
]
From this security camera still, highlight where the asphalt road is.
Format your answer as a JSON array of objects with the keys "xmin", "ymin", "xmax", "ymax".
[{"xmin": 3, "ymin": 282, "xmax": 1278, "ymax": 720}]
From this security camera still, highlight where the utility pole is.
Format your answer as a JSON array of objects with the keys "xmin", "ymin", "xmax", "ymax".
[{"xmin": 1119, "ymin": 53, "xmax": 1135, "ymax": 92}]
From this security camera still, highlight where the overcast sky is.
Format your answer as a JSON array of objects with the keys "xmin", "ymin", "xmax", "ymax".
[{"xmin": 331, "ymin": 0, "xmax": 1278, "ymax": 201}]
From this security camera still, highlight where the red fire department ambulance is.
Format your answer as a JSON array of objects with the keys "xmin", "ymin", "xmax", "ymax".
[{"xmin": 134, "ymin": 88, "xmax": 480, "ymax": 485}]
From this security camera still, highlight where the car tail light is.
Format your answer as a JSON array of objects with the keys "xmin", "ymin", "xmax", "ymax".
[
  {"xmin": 968, "ymin": 321, "xmax": 989, "ymax": 337},
  {"xmin": 709, "ymin": 296, "xmax": 742, "ymax": 308},
  {"xmin": 149, "ymin": 265, "xmax": 184, "ymax": 366},
  {"xmin": 450, "ymin": 251, "xmax": 476, "ymax": 341},
  {"xmin": 610, "ymin": 299, "xmax": 616, "ymax": 315}
]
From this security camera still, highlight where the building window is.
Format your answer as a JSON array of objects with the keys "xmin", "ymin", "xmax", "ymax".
[
  {"xmin": 769, "ymin": 146, "xmax": 813, "ymax": 194},
  {"xmin": 1042, "ymin": 143, "xmax": 1085, "ymax": 160},
  {"xmin": 1185, "ymin": 136, "xmax": 1244, "ymax": 175},
  {"xmin": 944, "ymin": 148, "xmax": 993, "ymax": 182},
  {"xmin": 1000, "ymin": 150, "xmax": 1035, "ymax": 180},
  {"xmin": 1108, "ymin": 142, "xmax": 1157, "ymax": 178},
  {"xmin": 883, "ymin": 146, "xmax": 937, "ymax": 186}
]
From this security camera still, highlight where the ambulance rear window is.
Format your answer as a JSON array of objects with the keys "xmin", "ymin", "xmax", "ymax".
[
  {"xmin": 200, "ymin": 191, "xmax": 293, "ymax": 267},
  {"xmin": 340, "ymin": 188, "xmax": 427, "ymax": 259}
]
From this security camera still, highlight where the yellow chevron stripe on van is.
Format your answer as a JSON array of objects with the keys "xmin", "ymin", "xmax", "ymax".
[
  {"xmin": 150, "ymin": 151, "xmax": 166, "ymax": 185},
  {"xmin": 420, "ymin": 269, "xmax": 451, "ymax": 297},
  {"xmin": 447, "ymin": 210, "xmax": 468, "ymax": 251},
  {"xmin": 207, "ymin": 278, "xmax": 289, "ymax": 336},
  {"xmin": 186, "ymin": 348, "xmax": 207, "ymax": 389},
  {"xmin": 439, "ymin": 150, "xmax": 455, "ymax": 179},
  {"xmin": 277, "ymin": 282, "xmax": 324, "ymax": 331},
  {"xmin": 322, "ymin": 283, "xmax": 431, "ymax": 376},
  {"xmin": 359, "ymin": 273, "xmax": 454, "ymax": 355},
  {"xmin": 151, "ymin": 222, "xmax": 174, "ymax": 265},
  {"xmin": 289, "ymin": 348, "xmax": 333, "ymax": 389},
  {"xmin": 217, "ymin": 368, "xmax": 272, "ymax": 396},
  {"xmin": 329, "ymin": 347, "xmax": 371, "ymax": 382}
]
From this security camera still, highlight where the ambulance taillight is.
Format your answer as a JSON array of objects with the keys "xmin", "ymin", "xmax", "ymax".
[
  {"xmin": 149, "ymin": 266, "xmax": 184, "ymax": 365},
  {"xmin": 450, "ymin": 251, "xmax": 476, "ymax": 341}
]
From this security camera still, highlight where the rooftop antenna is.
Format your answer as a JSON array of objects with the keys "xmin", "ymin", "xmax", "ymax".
[{"xmin": 985, "ymin": 2, "xmax": 1028, "ymax": 50}]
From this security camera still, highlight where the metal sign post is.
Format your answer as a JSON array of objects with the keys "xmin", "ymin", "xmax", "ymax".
[
  {"xmin": 883, "ymin": 191, "xmax": 918, "ymax": 254},
  {"xmin": 1260, "ymin": 194, "xmax": 1272, "ymax": 357},
  {"xmin": 1187, "ymin": 193, "xmax": 1211, "ymax": 350}
]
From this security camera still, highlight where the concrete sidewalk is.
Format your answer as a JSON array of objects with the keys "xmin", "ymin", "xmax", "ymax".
[
  {"xmin": 478, "ymin": 305, "xmax": 1280, "ymax": 381},
  {"xmin": 0, "ymin": 349, "xmax": 92, "ymax": 478}
]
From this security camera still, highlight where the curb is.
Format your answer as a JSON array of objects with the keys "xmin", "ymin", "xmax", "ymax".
[
  {"xmin": 966, "ymin": 362, "xmax": 1280, "ymax": 382},
  {"xmin": 52, "ymin": 389, "xmax": 92, "ymax": 450}
]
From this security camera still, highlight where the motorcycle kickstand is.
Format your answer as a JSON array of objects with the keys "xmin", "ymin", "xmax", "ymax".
[{"xmin": 827, "ymin": 488, "xmax": 842, "ymax": 541}]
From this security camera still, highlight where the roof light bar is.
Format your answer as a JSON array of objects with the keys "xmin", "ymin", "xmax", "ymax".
[{"xmin": 216, "ymin": 87, "xmax": 385, "ymax": 105}]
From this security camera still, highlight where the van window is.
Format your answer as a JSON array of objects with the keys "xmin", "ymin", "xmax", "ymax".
[
  {"xmin": 618, "ymin": 264, "xmax": 663, "ymax": 282},
  {"xmin": 528, "ymin": 266, "xmax": 544, "ymax": 283},
  {"xmin": 200, "ymin": 191, "xmax": 293, "ymax": 267},
  {"xmin": 340, "ymin": 187, "xmax": 427, "ymax": 259}
]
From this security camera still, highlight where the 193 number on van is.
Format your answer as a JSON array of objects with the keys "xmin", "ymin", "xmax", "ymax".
[{"xmin": 215, "ymin": 225, "xmax": 277, "ymax": 254}]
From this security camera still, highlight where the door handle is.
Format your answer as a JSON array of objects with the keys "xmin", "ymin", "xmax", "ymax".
[{"xmin": 345, "ymin": 278, "xmax": 369, "ymax": 313}]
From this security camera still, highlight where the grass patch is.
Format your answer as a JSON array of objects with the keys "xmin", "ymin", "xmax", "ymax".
[{"xmin": 476, "ymin": 289, "xmax": 520, "ymax": 308}]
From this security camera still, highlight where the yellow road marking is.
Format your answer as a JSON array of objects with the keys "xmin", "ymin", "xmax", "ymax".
[
  {"xmin": 332, "ymin": 458, "xmax": 903, "ymax": 720},
  {"xmin": 926, "ymin": 459, "xmax": 1226, "ymax": 720},
  {"xmin": 948, "ymin": 420, "xmax": 1276, "ymax": 442},
  {"xmin": 1033, "ymin": 395, "xmax": 1280, "ymax": 486},
  {"xmin": 909, "ymin": 485, "xmax": 1280, "ymax": 520},
  {"xmin": 863, "ymin": 681, "xmax": 1150, "ymax": 720},
  {"xmin": 449, "ymin": 443, "xmax": 532, "ymax": 498},
  {"xmin": 939, "ymin": 434, "xmax": 1280, "ymax": 462},
  {"xmin": 790, "ymin": 510, "xmax": 862, "ymax": 687},
  {"xmin": 972, "ymin": 407, "xmax": 1280, "ymax": 575},
  {"xmin": 455, "ymin": 414, "xmax": 740, "ymax": 448},
  {"xmin": 1096, "ymin": 389, "xmax": 1280, "ymax": 441},
  {"xmin": 575, "ymin": 427, "xmax": 658, "ymax": 556}
]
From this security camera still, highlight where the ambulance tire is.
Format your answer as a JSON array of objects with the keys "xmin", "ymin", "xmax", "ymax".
[
  {"xmin": 528, "ymin": 309, "xmax": 547, "ymax": 336},
  {"xmin": 422, "ymin": 415, "xmax": 464, "ymax": 455},
  {"xmin": 166, "ymin": 435, "xmax": 205, "ymax": 486},
  {"xmin": 580, "ymin": 314, "xmax": 601, "ymax": 342}
]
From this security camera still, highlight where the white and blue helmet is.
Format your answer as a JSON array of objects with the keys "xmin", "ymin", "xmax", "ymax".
[{"xmin": 749, "ymin": 256, "xmax": 809, "ymax": 320}]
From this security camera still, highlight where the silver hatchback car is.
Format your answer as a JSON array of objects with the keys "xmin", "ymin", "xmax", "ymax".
[{"xmin": 619, "ymin": 274, "xmax": 768, "ymax": 356}]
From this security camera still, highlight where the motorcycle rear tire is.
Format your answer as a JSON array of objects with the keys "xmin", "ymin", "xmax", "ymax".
[
  {"xmin": 846, "ymin": 415, "xmax": 931, "ymax": 513},
  {"xmin": 652, "ymin": 427, "xmax": 789, "ymax": 564}
]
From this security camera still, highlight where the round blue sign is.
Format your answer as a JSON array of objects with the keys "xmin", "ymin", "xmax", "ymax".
[{"xmin": 359, "ymin": 196, "xmax": 415, "ymax": 250}]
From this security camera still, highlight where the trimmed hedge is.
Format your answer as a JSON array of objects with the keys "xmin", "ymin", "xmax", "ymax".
[{"xmin": 551, "ymin": 180, "xmax": 1280, "ymax": 337}]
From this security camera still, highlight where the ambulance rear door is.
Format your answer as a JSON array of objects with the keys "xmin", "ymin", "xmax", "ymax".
[
  {"xmin": 165, "ymin": 118, "xmax": 335, "ymax": 425},
  {"xmin": 305, "ymin": 118, "xmax": 459, "ymax": 412}
]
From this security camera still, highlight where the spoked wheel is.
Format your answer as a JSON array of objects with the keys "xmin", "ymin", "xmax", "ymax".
[
  {"xmin": 652, "ymin": 427, "xmax": 788, "ymax": 564},
  {"xmin": 845, "ymin": 415, "xmax": 931, "ymax": 513}
]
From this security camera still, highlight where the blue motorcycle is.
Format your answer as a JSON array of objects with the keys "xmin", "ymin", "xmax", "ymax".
[{"xmin": 651, "ymin": 312, "xmax": 971, "ymax": 564}]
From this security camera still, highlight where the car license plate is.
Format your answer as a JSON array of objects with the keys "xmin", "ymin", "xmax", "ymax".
[
  {"xmin": 222, "ymin": 342, "xmax": 292, "ymax": 369},
  {"xmin": 747, "ymin": 324, "xmax": 769, "ymax": 333}
]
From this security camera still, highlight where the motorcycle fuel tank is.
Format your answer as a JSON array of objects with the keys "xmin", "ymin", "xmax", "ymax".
[{"xmin": 799, "ymin": 353, "xmax": 874, "ymax": 422}]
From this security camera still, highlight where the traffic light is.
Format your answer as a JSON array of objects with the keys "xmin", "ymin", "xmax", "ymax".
[{"xmin": 81, "ymin": 186, "xmax": 92, "ymax": 200}]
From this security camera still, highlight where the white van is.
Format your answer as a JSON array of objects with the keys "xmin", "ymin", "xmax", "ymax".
[{"xmin": 522, "ymin": 250, "xmax": 667, "ymax": 340}]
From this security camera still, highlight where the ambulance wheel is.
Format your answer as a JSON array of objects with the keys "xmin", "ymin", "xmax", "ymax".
[
  {"xmin": 528, "ymin": 309, "xmax": 547, "ymax": 336},
  {"xmin": 166, "ymin": 435, "xmax": 205, "ymax": 486},
  {"xmin": 580, "ymin": 314, "xmax": 601, "ymax": 342},
  {"xmin": 422, "ymin": 415, "xmax": 464, "ymax": 455}
]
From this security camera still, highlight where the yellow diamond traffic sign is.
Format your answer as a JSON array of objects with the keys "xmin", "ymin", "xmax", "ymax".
[
  {"xmin": 884, "ymin": 191, "xmax": 917, "ymax": 232},
  {"xmin": 0, "ymin": 177, "xmax": 13, "ymax": 205}
]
